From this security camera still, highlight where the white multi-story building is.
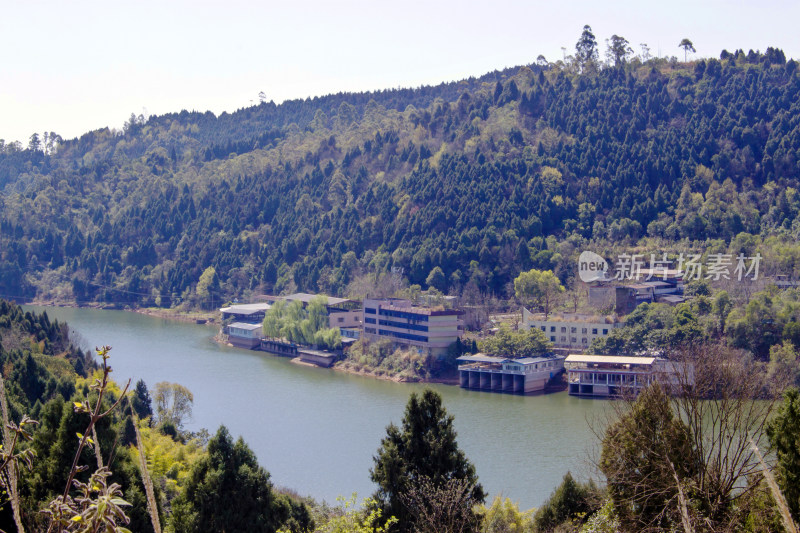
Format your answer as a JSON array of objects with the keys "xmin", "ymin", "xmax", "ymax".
[{"xmin": 521, "ymin": 308, "xmax": 621, "ymax": 351}]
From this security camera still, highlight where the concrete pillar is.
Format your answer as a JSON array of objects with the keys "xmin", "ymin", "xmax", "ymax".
[
  {"xmin": 491, "ymin": 373, "xmax": 502, "ymax": 391},
  {"xmin": 469, "ymin": 371, "xmax": 480, "ymax": 389},
  {"xmin": 480, "ymin": 372, "xmax": 491, "ymax": 389},
  {"xmin": 514, "ymin": 375, "xmax": 524, "ymax": 393},
  {"xmin": 502, "ymin": 374, "xmax": 513, "ymax": 391}
]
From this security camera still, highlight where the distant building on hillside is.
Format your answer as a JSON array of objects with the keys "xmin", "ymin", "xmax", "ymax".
[
  {"xmin": 588, "ymin": 268, "xmax": 685, "ymax": 315},
  {"xmin": 521, "ymin": 308, "xmax": 622, "ymax": 351},
  {"xmin": 361, "ymin": 298, "xmax": 463, "ymax": 357}
]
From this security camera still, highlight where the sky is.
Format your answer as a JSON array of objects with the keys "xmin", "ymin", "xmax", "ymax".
[{"xmin": 2, "ymin": 0, "xmax": 800, "ymax": 146}]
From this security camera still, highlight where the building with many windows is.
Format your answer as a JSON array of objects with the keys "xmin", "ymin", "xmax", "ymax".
[
  {"xmin": 361, "ymin": 298, "xmax": 463, "ymax": 357},
  {"xmin": 521, "ymin": 308, "xmax": 622, "ymax": 351},
  {"xmin": 564, "ymin": 354, "xmax": 689, "ymax": 398}
]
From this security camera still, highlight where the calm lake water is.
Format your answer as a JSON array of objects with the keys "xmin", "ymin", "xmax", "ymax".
[{"xmin": 26, "ymin": 305, "xmax": 609, "ymax": 509}]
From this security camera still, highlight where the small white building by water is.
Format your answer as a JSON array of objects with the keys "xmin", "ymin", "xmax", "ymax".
[
  {"xmin": 457, "ymin": 354, "xmax": 565, "ymax": 394},
  {"xmin": 226, "ymin": 322, "xmax": 263, "ymax": 349}
]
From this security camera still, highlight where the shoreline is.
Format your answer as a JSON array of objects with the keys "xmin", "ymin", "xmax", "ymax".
[
  {"xmin": 330, "ymin": 362, "xmax": 460, "ymax": 386},
  {"xmin": 30, "ymin": 300, "xmax": 461, "ymax": 387},
  {"xmin": 27, "ymin": 300, "xmax": 218, "ymax": 325}
]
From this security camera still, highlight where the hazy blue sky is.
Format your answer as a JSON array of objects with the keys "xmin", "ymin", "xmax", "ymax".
[{"xmin": 2, "ymin": 0, "xmax": 799, "ymax": 145}]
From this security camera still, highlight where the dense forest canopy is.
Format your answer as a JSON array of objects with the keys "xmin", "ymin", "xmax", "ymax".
[{"xmin": 1, "ymin": 41, "xmax": 799, "ymax": 308}]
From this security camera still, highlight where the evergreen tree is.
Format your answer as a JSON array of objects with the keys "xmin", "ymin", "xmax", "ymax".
[
  {"xmin": 171, "ymin": 425, "xmax": 302, "ymax": 533},
  {"xmin": 370, "ymin": 389, "xmax": 485, "ymax": 532},
  {"xmin": 766, "ymin": 387, "xmax": 800, "ymax": 524},
  {"xmin": 131, "ymin": 378, "xmax": 153, "ymax": 421},
  {"xmin": 600, "ymin": 384, "xmax": 698, "ymax": 531}
]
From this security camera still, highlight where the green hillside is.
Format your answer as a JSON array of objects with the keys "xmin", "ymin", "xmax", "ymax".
[{"xmin": 1, "ymin": 45, "xmax": 799, "ymax": 307}]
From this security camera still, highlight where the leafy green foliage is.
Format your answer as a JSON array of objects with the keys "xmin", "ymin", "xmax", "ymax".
[
  {"xmin": 767, "ymin": 387, "xmax": 800, "ymax": 524},
  {"xmin": 478, "ymin": 324, "xmax": 552, "ymax": 359},
  {"xmin": 590, "ymin": 302, "xmax": 704, "ymax": 355},
  {"xmin": 3, "ymin": 48, "xmax": 800, "ymax": 307},
  {"xmin": 479, "ymin": 496, "xmax": 534, "ymax": 532},
  {"xmin": 262, "ymin": 297, "xmax": 341, "ymax": 350},
  {"xmin": 340, "ymin": 339, "xmax": 429, "ymax": 381},
  {"xmin": 371, "ymin": 389, "xmax": 485, "ymax": 532},
  {"xmin": 514, "ymin": 269, "xmax": 564, "ymax": 319},
  {"xmin": 599, "ymin": 384, "xmax": 698, "ymax": 531},
  {"xmin": 131, "ymin": 379, "xmax": 153, "ymax": 421},
  {"xmin": 306, "ymin": 494, "xmax": 395, "ymax": 533},
  {"xmin": 171, "ymin": 425, "xmax": 311, "ymax": 533},
  {"xmin": 726, "ymin": 287, "xmax": 800, "ymax": 359},
  {"xmin": 532, "ymin": 472, "xmax": 598, "ymax": 532},
  {"xmin": 152, "ymin": 381, "xmax": 193, "ymax": 434}
]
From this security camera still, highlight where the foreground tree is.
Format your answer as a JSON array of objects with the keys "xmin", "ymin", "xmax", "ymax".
[
  {"xmin": 599, "ymin": 343, "xmax": 780, "ymax": 530},
  {"xmin": 371, "ymin": 389, "xmax": 485, "ymax": 532},
  {"xmin": 171, "ymin": 426, "xmax": 311, "ymax": 533},
  {"xmin": 480, "ymin": 496, "xmax": 534, "ymax": 532},
  {"xmin": 600, "ymin": 384, "xmax": 698, "ymax": 531},
  {"xmin": 532, "ymin": 471, "xmax": 598, "ymax": 532},
  {"xmin": 767, "ymin": 387, "xmax": 800, "ymax": 525}
]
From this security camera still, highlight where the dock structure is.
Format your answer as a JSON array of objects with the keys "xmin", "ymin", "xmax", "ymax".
[
  {"xmin": 565, "ymin": 354, "xmax": 677, "ymax": 397},
  {"xmin": 457, "ymin": 354, "xmax": 565, "ymax": 394},
  {"xmin": 297, "ymin": 348, "xmax": 338, "ymax": 368}
]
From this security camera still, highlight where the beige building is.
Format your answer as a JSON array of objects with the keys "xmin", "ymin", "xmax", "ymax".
[
  {"xmin": 521, "ymin": 308, "xmax": 621, "ymax": 351},
  {"xmin": 564, "ymin": 354, "xmax": 689, "ymax": 398},
  {"xmin": 362, "ymin": 298, "xmax": 463, "ymax": 357}
]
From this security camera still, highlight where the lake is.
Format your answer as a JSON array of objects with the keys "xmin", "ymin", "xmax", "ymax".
[{"xmin": 25, "ymin": 305, "xmax": 609, "ymax": 509}]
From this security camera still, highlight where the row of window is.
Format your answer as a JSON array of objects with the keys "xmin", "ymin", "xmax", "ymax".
[
  {"xmin": 378, "ymin": 309, "xmax": 429, "ymax": 322},
  {"xmin": 378, "ymin": 329, "xmax": 429, "ymax": 343},
  {"xmin": 540, "ymin": 325, "xmax": 609, "ymax": 335},
  {"xmin": 378, "ymin": 319, "xmax": 428, "ymax": 332},
  {"xmin": 550, "ymin": 336, "xmax": 591, "ymax": 345}
]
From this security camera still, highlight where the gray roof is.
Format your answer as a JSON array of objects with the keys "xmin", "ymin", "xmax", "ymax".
[
  {"xmin": 220, "ymin": 303, "xmax": 271, "ymax": 315},
  {"xmin": 457, "ymin": 354, "xmax": 562, "ymax": 365},
  {"xmin": 228, "ymin": 322, "xmax": 263, "ymax": 331},
  {"xmin": 456, "ymin": 354, "xmax": 506, "ymax": 363},
  {"xmin": 565, "ymin": 354, "xmax": 656, "ymax": 365},
  {"xmin": 514, "ymin": 356, "xmax": 564, "ymax": 364}
]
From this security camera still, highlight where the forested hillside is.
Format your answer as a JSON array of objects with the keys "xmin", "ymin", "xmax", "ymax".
[{"xmin": 2, "ymin": 40, "xmax": 800, "ymax": 308}]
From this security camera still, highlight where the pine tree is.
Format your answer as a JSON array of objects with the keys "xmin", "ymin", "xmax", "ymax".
[
  {"xmin": 172, "ymin": 426, "xmax": 287, "ymax": 533},
  {"xmin": 131, "ymin": 379, "xmax": 153, "ymax": 421},
  {"xmin": 370, "ymin": 389, "xmax": 485, "ymax": 532},
  {"xmin": 767, "ymin": 387, "xmax": 800, "ymax": 524}
]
